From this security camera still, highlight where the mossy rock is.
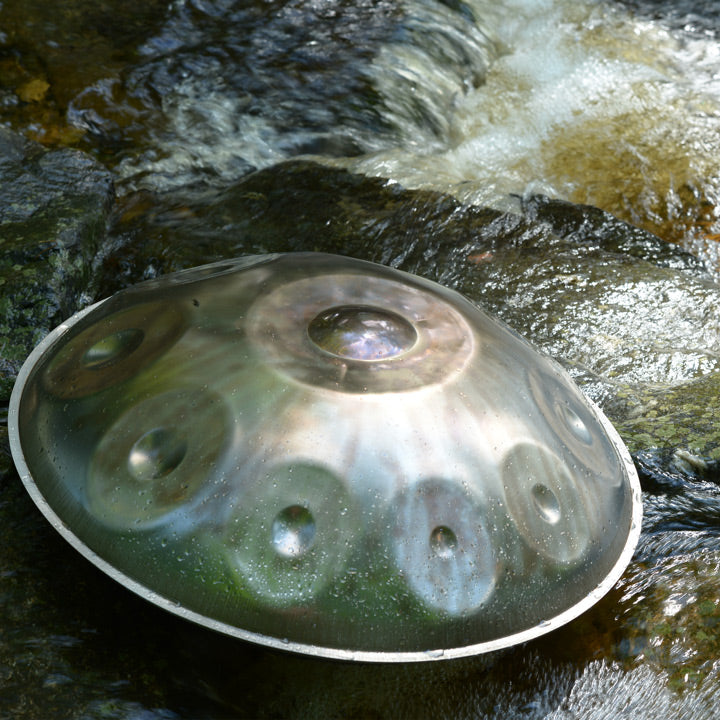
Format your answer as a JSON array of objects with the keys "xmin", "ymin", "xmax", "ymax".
[{"xmin": 0, "ymin": 128, "xmax": 114, "ymax": 476}]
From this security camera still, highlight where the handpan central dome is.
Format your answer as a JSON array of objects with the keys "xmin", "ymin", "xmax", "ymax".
[{"xmin": 9, "ymin": 252, "xmax": 641, "ymax": 661}]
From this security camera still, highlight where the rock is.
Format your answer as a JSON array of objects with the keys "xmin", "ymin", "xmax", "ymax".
[
  {"xmin": 0, "ymin": 128, "xmax": 114, "ymax": 477},
  {"xmin": 0, "ymin": 0, "xmax": 170, "ymax": 108},
  {"xmin": 6, "ymin": 155, "xmax": 720, "ymax": 715},
  {"xmin": 106, "ymin": 160, "xmax": 720, "ymax": 481}
]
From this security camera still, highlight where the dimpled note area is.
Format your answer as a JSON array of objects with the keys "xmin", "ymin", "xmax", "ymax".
[{"xmin": 9, "ymin": 253, "xmax": 641, "ymax": 661}]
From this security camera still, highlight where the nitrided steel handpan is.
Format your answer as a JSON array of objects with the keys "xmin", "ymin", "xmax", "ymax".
[{"xmin": 9, "ymin": 253, "xmax": 641, "ymax": 661}]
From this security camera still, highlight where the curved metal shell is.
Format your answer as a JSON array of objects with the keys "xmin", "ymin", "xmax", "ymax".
[{"xmin": 8, "ymin": 252, "xmax": 641, "ymax": 661}]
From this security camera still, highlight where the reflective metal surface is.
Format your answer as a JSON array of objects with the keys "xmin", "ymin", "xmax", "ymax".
[{"xmin": 8, "ymin": 253, "xmax": 641, "ymax": 661}]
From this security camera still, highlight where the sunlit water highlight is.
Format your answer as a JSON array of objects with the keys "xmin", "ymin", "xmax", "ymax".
[{"xmin": 349, "ymin": 0, "xmax": 720, "ymax": 267}]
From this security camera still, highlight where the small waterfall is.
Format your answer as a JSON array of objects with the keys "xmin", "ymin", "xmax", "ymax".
[
  {"xmin": 96, "ymin": 0, "xmax": 720, "ymax": 270},
  {"xmin": 351, "ymin": 0, "xmax": 720, "ymax": 266}
]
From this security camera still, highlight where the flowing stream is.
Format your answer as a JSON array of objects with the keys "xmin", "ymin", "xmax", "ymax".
[{"xmin": 90, "ymin": 0, "xmax": 720, "ymax": 271}]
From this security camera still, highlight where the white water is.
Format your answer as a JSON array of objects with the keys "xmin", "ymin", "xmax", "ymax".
[
  {"xmin": 349, "ymin": 0, "xmax": 720, "ymax": 267},
  {"xmin": 119, "ymin": 0, "xmax": 720, "ymax": 270}
]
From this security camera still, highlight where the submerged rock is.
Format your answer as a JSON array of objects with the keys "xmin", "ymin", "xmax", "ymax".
[{"xmin": 0, "ymin": 0, "xmax": 170, "ymax": 148}]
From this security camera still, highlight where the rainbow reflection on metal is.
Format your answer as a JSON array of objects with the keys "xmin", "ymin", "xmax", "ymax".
[{"xmin": 9, "ymin": 252, "xmax": 641, "ymax": 661}]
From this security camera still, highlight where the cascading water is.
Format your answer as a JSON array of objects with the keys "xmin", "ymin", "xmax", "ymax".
[
  {"xmin": 95, "ymin": 0, "xmax": 499, "ymax": 188},
  {"xmin": 82, "ymin": 0, "xmax": 720, "ymax": 272},
  {"xmin": 351, "ymin": 0, "xmax": 720, "ymax": 271},
  {"xmin": 349, "ymin": 0, "xmax": 720, "ymax": 265}
]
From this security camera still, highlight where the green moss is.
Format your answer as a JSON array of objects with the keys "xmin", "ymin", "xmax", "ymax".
[{"xmin": 0, "ymin": 130, "xmax": 114, "ymax": 404}]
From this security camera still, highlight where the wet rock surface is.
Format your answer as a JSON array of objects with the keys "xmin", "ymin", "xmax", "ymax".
[
  {"xmin": 0, "ymin": 128, "xmax": 113, "ymax": 477},
  {"xmin": 3, "ymin": 152, "xmax": 720, "ymax": 716},
  {"xmin": 3, "ymin": 0, "xmax": 720, "ymax": 715}
]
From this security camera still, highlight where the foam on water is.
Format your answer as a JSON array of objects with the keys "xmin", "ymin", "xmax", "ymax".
[{"xmin": 353, "ymin": 0, "xmax": 720, "ymax": 263}]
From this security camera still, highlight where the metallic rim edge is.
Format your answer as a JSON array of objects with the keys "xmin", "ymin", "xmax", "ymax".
[{"xmin": 8, "ymin": 295, "xmax": 643, "ymax": 663}]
